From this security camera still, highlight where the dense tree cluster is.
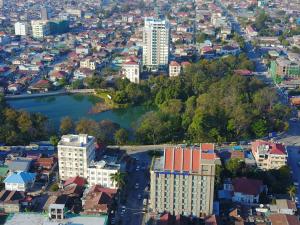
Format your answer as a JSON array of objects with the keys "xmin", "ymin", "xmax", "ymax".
[
  {"xmin": 216, "ymin": 158, "xmax": 293, "ymax": 199},
  {"xmin": 0, "ymin": 94, "xmax": 49, "ymax": 145},
  {"xmin": 133, "ymin": 55, "xmax": 290, "ymax": 144}
]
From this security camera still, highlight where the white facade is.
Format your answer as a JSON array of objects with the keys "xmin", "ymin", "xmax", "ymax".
[
  {"xmin": 87, "ymin": 160, "xmax": 120, "ymax": 189},
  {"xmin": 14, "ymin": 22, "xmax": 28, "ymax": 36},
  {"xmin": 5, "ymin": 183, "xmax": 26, "ymax": 192},
  {"xmin": 31, "ymin": 20, "xmax": 50, "ymax": 38},
  {"xmin": 142, "ymin": 18, "xmax": 170, "ymax": 71},
  {"xmin": 122, "ymin": 62, "xmax": 140, "ymax": 83},
  {"xmin": 58, "ymin": 134, "xmax": 95, "ymax": 181}
]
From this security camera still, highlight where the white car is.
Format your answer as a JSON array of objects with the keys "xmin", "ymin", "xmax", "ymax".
[{"xmin": 135, "ymin": 183, "xmax": 139, "ymax": 189}]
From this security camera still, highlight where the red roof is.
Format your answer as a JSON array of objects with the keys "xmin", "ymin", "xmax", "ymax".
[
  {"xmin": 64, "ymin": 176, "xmax": 86, "ymax": 187},
  {"xmin": 164, "ymin": 145, "xmax": 216, "ymax": 172},
  {"xmin": 252, "ymin": 140, "xmax": 286, "ymax": 155},
  {"xmin": 234, "ymin": 69, "xmax": 253, "ymax": 76},
  {"xmin": 232, "ymin": 177, "xmax": 263, "ymax": 196},
  {"xmin": 169, "ymin": 61, "xmax": 181, "ymax": 67}
]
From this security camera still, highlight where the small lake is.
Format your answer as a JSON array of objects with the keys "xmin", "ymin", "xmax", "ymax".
[{"xmin": 8, "ymin": 94, "xmax": 153, "ymax": 130}]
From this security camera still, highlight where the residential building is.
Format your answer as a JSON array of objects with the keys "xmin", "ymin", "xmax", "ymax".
[
  {"xmin": 169, "ymin": 61, "xmax": 181, "ymax": 77},
  {"xmin": 7, "ymin": 158, "xmax": 32, "ymax": 173},
  {"xmin": 80, "ymin": 57, "xmax": 98, "ymax": 71},
  {"xmin": 268, "ymin": 214, "xmax": 300, "ymax": 225},
  {"xmin": 14, "ymin": 22, "xmax": 28, "ymax": 36},
  {"xmin": 87, "ymin": 160, "xmax": 120, "ymax": 189},
  {"xmin": 48, "ymin": 204, "xmax": 65, "ymax": 220},
  {"xmin": 224, "ymin": 178, "xmax": 265, "ymax": 204},
  {"xmin": 122, "ymin": 61, "xmax": 140, "ymax": 83},
  {"xmin": 5, "ymin": 213, "xmax": 108, "ymax": 225},
  {"xmin": 251, "ymin": 140, "xmax": 287, "ymax": 170},
  {"xmin": 270, "ymin": 57, "xmax": 300, "ymax": 81},
  {"xmin": 41, "ymin": 7, "xmax": 49, "ymax": 20},
  {"xmin": 270, "ymin": 199, "xmax": 297, "ymax": 215},
  {"xmin": 0, "ymin": 190, "xmax": 25, "ymax": 213},
  {"xmin": 4, "ymin": 172, "xmax": 36, "ymax": 192},
  {"xmin": 142, "ymin": 18, "xmax": 170, "ymax": 71},
  {"xmin": 57, "ymin": 134, "xmax": 95, "ymax": 181},
  {"xmin": 82, "ymin": 185, "xmax": 117, "ymax": 215},
  {"xmin": 150, "ymin": 144, "xmax": 218, "ymax": 217},
  {"xmin": 31, "ymin": 20, "xmax": 50, "ymax": 38}
]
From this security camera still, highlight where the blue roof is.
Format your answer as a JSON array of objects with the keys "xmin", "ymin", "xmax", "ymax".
[{"xmin": 4, "ymin": 171, "xmax": 36, "ymax": 184}]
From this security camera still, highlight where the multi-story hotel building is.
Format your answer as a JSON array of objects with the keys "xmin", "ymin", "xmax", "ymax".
[
  {"xmin": 150, "ymin": 144, "xmax": 218, "ymax": 218},
  {"xmin": 14, "ymin": 22, "xmax": 28, "ymax": 36},
  {"xmin": 251, "ymin": 140, "xmax": 287, "ymax": 170},
  {"xmin": 58, "ymin": 134, "xmax": 95, "ymax": 181},
  {"xmin": 31, "ymin": 20, "xmax": 50, "ymax": 38},
  {"xmin": 142, "ymin": 18, "xmax": 170, "ymax": 71}
]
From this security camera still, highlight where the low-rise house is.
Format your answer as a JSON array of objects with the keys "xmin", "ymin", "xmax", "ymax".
[
  {"xmin": 28, "ymin": 79, "xmax": 51, "ymax": 93},
  {"xmin": 73, "ymin": 68, "xmax": 94, "ymax": 80},
  {"xmin": 82, "ymin": 185, "xmax": 117, "ymax": 215},
  {"xmin": 169, "ymin": 61, "xmax": 181, "ymax": 77},
  {"xmin": 268, "ymin": 213, "xmax": 300, "ymax": 225},
  {"xmin": 220, "ymin": 45, "xmax": 240, "ymax": 56},
  {"xmin": 270, "ymin": 199, "xmax": 297, "ymax": 215},
  {"xmin": 222, "ymin": 178, "xmax": 265, "ymax": 204},
  {"xmin": 251, "ymin": 140, "xmax": 287, "ymax": 170},
  {"xmin": 80, "ymin": 57, "xmax": 98, "ymax": 71},
  {"xmin": 246, "ymin": 25, "xmax": 258, "ymax": 37},
  {"xmin": 7, "ymin": 83, "xmax": 23, "ymax": 94},
  {"xmin": 7, "ymin": 158, "xmax": 32, "ymax": 173},
  {"xmin": 231, "ymin": 178, "xmax": 264, "ymax": 204},
  {"xmin": 4, "ymin": 172, "xmax": 36, "ymax": 192},
  {"xmin": 0, "ymin": 190, "xmax": 25, "ymax": 213},
  {"xmin": 49, "ymin": 203, "xmax": 65, "ymax": 220},
  {"xmin": 49, "ymin": 71, "xmax": 68, "ymax": 82}
]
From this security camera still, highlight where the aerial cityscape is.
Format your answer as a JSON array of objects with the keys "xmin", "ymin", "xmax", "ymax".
[{"xmin": 0, "ymin": 0, "xmax": 300, "ymax": 224}]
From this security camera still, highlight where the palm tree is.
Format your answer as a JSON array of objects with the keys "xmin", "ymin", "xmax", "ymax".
[
  {"xmin": 110, "ymin": 171, "xmax": 126, "ymax": 189},
  {"xmin": 287, "ymin": 185, "xmax": 297, "ymax": 201}
]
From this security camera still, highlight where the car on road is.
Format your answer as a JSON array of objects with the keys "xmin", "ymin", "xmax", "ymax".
[
  {"xmin": 135, "ymin": 183, "xmax": 139, "ymax": 189},
  {"xmin": 111, "ymin": 218, "xmax": 115, "ymax": 224},
  {"xmin": 136, "ymin": 166, "xmax": 140, "ymax": 171},
  {"xmin": 138, "ymin": 194, "xmax": 142, "ymax": 200}
]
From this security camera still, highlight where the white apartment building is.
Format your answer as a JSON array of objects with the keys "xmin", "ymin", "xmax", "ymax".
[
  {"xmin": 31, "ymin": 20, "xmax": 50, "ymax": 38},
  {"xmin": 80, "ymin": 57, "xmax": 97, "ymax": 70},
  {"xmin": 251, "ymin": 140, "xmax": 287, "ymax": 170},
  {"xmin": 142, "ymin": 18, "xmax": 170, "ymax": 71},
  {"xmin": 58, "ymin": 134, "xmax": 95, "ymax": 181},
  {"xmin": 87, "ymin": 160, "xmax": 120, "ymax": 189},
  {"xmin": 150, "ymin": 144, "xmax": 218, "ymax": 218},
  {"xmin": 14, "ymin": 22, "xmax": 28, "ymax": 36},
  {"xmin": 122, "ymin": 61, "xmax": 140, "ymax": 83},
  {"xmin": 169, "ymin": 61, "xmax": 181, "ymax": 77}
]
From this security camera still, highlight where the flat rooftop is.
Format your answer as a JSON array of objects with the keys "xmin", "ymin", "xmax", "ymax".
[
  {"xmin": 58, "ymin": 134, "xmax": 94, "ymax": 148},
  {"xmin": 5, "ymin": 213, "xmax": 108, "ymax": 225}
]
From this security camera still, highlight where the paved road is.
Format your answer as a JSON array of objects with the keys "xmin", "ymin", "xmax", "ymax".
[
  {"xmin": 277, "ymin": 119, "xmax": 300, "ymax": 203},
  {"xmin": 114, "ymin": 151, "xmax": 152, "ymax": 225}
]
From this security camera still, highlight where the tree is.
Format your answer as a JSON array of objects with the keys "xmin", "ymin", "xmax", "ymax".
[
  {"xmin": 50, "ymin": 135, "xmax": 59, "ymax": 146},
  {"xmin": 71, "ymin": 79, "xmax": 84, "ymax": 89},
  {"xmin": 251, "ymin": 119, "xmax": 268, "ymax": 138},
  {"xmin": 50, "ymin": 183, "xmax": 59, "ymax": 192},
  {"xmin": 110, "ymin": 171, "xmax": 126, "ymax": 189},
  {"xmin": 60, "ymin": 116, "xmax": 75, "ymax": 134},
  {"xmin": 114, "ymin": 128, "xmax": 129, "ymax": 145},
  {"xmin": 287, "ymin": 185, "xmax": 297, "ymax": 201}
]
